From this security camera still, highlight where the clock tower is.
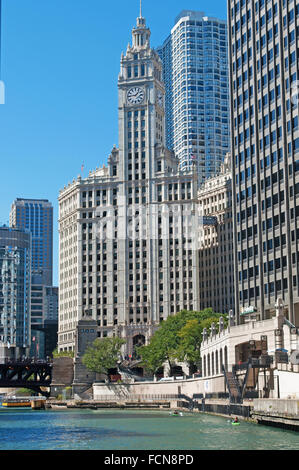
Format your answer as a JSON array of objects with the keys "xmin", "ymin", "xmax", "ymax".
[
  {"xmin": 58, "ymin": 9, "xmax": 199, "ymax": 360},
  {"xmin": 118, "ymin": 11, "xmax": 168, "ymax": 182}
]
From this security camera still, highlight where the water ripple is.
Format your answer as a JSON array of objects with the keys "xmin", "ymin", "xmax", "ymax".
[{"xmin": 0, "ymin": 409, "xmax": 298, "ymax": 450}]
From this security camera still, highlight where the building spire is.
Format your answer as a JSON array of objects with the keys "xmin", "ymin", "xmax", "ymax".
[{"xmin": 132, "ymin": 0, "xmax": 150, "ymax": 50}]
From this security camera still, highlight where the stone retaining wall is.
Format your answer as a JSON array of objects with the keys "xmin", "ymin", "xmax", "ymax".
[
  {"xmin": 253, "ymin": 398, "xmax": 299, "ymax": 416},
  {"xmin": 93, "ymin": 375, "xmax": 226, "ymax": 400},
  {"xmin": 252, "ymin": 399, "xmax": 299, "ymax": 431},
  {"xmin": 51, "ymin": 357, "xmax": 74, "ymax": 386}
]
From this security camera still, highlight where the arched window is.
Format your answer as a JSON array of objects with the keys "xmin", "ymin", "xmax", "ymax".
[
  {"xmin": 220, "ymin": 348, "xmax": 223, "ymax": 371},
  {"xmin": 203, "ymin": 355, "xmax": 207, "ymax": 377},
  {"xmin": 212, "ymin": 352, "xmax": 215, "ymax": 376},
  {"xmin": 133, "ymin": 335, "xmax": 145, "ymax": 360},
  {"xmin": 216, "ymin": 350, "xmax": 219, "ymax": 375},
  {"xmin": 224, "ymin": 346, "xmax": 228, "ymax": 369},
  {"xmin": 207, "ymin": 354, "xmax": 211, "ymax": 377}
]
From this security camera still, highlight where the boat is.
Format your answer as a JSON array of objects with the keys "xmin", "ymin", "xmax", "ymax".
[
  {"xmin": 1, "ymin": 397, "xmax": 32, "ymax": 408},
  {"xmin": 231, "ymin": 421, "xmax": 240, "ymax": 426},
  {"xmin": 169, "ymin": 411, "xmax": 183, "ymax": 416},
  {"xmin": 1, "ymin": 396, "xmax": 46, "ymax": 409}
]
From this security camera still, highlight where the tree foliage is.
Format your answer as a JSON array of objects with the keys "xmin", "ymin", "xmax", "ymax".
[
  {"xmin": 82, "ymin": 337, "xmax": 126, "ymax": 375},
  {"xmin": 138, "ymin": 309, "xmax": 227, "ymax": 373},
  {"xmin": 52, "ymin": 348, "xmax": 74, "ymax": 359}
]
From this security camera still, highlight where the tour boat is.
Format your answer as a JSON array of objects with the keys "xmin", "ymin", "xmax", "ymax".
[{"xmin": 1, "ymin": 397, "xmax": 32, "ymax": 408}]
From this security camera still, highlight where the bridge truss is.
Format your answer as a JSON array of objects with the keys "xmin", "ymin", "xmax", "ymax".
[{"xmin": 0, "ymin": 362, "xmax": 52, "ymax": 397}]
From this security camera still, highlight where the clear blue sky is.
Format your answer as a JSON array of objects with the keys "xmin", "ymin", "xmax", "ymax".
[{"xmin": 0, "ymin": 0, "xmax": 228, "ymax": 285}]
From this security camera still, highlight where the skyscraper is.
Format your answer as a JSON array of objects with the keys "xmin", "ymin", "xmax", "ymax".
[
  {"xmin": 157, "ymin": 10, "xmax": 230, "ymax": 183},
  {"xmin": 229, "ymin": 0, "xmax": 299, "ymax": 325},
  {"xmin": 198, "ymin": 154, "xmax": 234, "ymax": 314},
  {"xmin": 10, "ymin": 199, "xmax": 54, "ymax": 328},
  {"xmin": 0, "ymin": 226, "xmax": 31, "ymax": 361},
  {"xmin": 58, "ymin": 11, "xmax": 199, "ymax": 356},
  {"xmin": 10, "ymin": 199, "xmax": 53, "ymax": 286}
]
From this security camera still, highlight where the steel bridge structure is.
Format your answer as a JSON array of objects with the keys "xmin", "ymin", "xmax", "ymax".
[{"xmin": 0, "ymin": 361, "xmax": 52, "ymax": 397}]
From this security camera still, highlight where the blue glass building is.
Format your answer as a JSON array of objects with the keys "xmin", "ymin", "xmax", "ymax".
[
  {"xmin": 157, "ymin": 10, "xmax": 230, "ymax": 183},
  {"xmin": 10, "ymin": 199, "xmax": 53, "ymax": 287},
  {"xmin": 10, "ymin": 199, "xmax": 53, "ymax": 330},
  {"xmin": 0, "ymin": 226, "xmax": 31, "ymax": 361}
]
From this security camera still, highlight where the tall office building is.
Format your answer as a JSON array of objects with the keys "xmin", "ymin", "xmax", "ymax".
[
  {"xmin": 0, "ymin": 226, "xmax": 31, "ymax": 361},
  {"xmin": 43, "ymin": 286, "xmax": 58, "ymax": 322},
  {"xmin": 198, "ymin": 154, "xmax": 234, "ymax": 314},
  {"xmin": 29, "ymin": 286, "xmax": 58, "ymax": 359},
  {"xmin": 58, "ymin": 12, "xmax": 199, "ymax": 356},
  {"xmin": 10, "ymin": 199, "xmax": 54, "ymax": 328},
  {"xmin": 10, "ymin": 199, "xmax": 53, "ymax": 286},
  {"xmin": 229, "ymin": 0, "xmax": 299, "ymax": 325},
  {"xmin": 157, "ymin": 10, "xmax": 230, "ymax": 183}
]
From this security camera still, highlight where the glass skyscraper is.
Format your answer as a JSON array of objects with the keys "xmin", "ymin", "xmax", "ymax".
[
  {"xmin": 157, "ymin": 10, "xmax": 230, "ymax": 183},
  {"xmin": 229, "ymin": 0, "xmax": 299, "ymax": 325},
  {"xmin": 10, "ymin": 199, "xmax": 54, "ymax": 328},
  {"xmin": 10, "ymin": 199, "xmax": 53, "ymax": 286},
  {"xmin": 0, "ymin": 226, "xmax": 31, "ymax": 361}
]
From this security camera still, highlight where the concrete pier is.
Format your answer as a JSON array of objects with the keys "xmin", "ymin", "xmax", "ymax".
[
  {"xmin": 251, "ymin": 399, "xmax": 299, "ymax": 431},
  {"xmin": 30, "ymin": 399, "xmax": 46, "ymax": 410}
]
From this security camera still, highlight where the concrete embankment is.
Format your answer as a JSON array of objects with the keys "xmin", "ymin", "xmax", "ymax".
[
  {"xmin": 46, "ymin": 397, "xmax": 252, "ymax": 418},
  {"xmin": 251, "ymin": 399, "xmax": 299, "ymax": 431},
  {"xmin": 48, "ymin": 375, "xmax": 299, "ymax": 431},
  {"xmin": 47, "ymin": 399, "xmax": 172, "ymax": 410},
  {"xmin": 46, "ymin": 397, "xmax": 299, "ymax": 431}
]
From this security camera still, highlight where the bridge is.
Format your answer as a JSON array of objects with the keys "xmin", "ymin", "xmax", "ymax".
[{"xmin": 0, "ymin": 360, "xmax": 53, "ymax": 398}]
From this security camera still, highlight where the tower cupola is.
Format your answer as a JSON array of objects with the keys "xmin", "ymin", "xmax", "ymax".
[{"xmin": 132, "ymin": 1, "xmax": 151, "ymax": 50}]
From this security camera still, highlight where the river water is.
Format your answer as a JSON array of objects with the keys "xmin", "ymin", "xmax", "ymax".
[{"xmin": 0, "ymin": 408, "xmax": 298, "ymax": 450}]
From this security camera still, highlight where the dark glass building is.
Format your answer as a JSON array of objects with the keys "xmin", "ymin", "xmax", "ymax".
[{"xmin": 229, "ymin": 0, "xmax": 299, "ymax": 325}]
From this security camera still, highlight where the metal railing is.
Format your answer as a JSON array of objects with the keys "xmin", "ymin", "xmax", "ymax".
[
  {"xmin": 2, "ymin": 396, "xmax": 47, "ymax": 402},
  {"xmin": 284, "ymin": 318, "xmax": 299, "ymax": 334},
  {"xmin": 93, "ymin": 394, "xmax": 180, "ymax": 402},
  {"xmin": 2, "ymin": 358, "xmax": 52, "ymax": 365},
  {"xmin": 222, "ymin": 365, "xmax": 242, "ymax": 404},
  {"xmin": 232, "ymin": 361, "xmax": 250, "ymax": 372}
]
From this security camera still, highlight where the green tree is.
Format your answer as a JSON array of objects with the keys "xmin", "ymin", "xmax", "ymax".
[
  {"xmin": 176, "ymin": 315, "xmax": 227, "ymax": 369},
  {"xmin": 138, "ymin": 309, "xmax": 227, "ymax": 374},
  {"xmin": 82, "ymin": 337, "xmax": 126, "ymax": 376},
  {"xmin": 52, "ymin": 348, "xmax": 74, "ymax": 359},
  {"xmin": 176, "ymin": 319, "xmax": 202, "ymax": 366},
  {"xmin": 137, "ymin": 311, "xmax": 191, "ymax": 373}
]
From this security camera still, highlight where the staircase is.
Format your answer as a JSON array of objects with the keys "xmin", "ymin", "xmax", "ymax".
[
  {"xmin": 222, "ymin": 366, "xmax": 242, "ymax": 403},
  {"xmin": 118, "ymin": 363, "xmax": 151, "ymax": 382}
]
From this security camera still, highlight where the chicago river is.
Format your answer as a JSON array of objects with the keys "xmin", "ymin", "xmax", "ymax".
[{"xmin": 0, "ymin": 409, "xmax": 298, "ymax": 450}]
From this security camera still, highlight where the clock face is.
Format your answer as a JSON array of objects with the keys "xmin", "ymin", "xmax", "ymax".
[{"xmin": 127, "ymin": 87, "xmax": 145, "ymax": 105}]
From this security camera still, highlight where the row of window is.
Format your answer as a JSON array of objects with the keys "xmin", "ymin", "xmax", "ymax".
[{"xmin": 239, "ymin": 278, "xmax": 297, "ymax": 302}]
